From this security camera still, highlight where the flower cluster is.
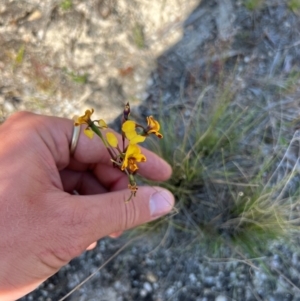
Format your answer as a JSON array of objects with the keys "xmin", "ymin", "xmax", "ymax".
[{"xmin": 74, "ymin": 103, "xmax": 163, "ymax": 202}]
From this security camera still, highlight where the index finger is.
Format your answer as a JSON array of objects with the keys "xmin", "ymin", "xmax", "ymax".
[{"xmin": 36, "ymin": 113, "xmax": 172, "ymax": 182}]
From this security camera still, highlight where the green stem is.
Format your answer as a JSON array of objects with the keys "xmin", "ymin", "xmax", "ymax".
[
  {"xmin": 90, "ymin": 123, "xmax": 117, "ymax": 159},
  {"xmin": 90, "ymin": 123, "xmax": 107, "ymax": 145}
]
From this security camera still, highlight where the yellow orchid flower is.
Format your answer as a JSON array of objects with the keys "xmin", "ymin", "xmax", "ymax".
[
  {"xmin": 74, "ymin": 109, "xmax": 108, "ymax": 140},
  {"xmin": 74, "ymin": 109, "xmax": 94, "ymax": 126},
  {"xmin": 121, "ymin": 144, "xmax": 146, "ymax": 173},
  {"xmin": 106, "ymin": 132, "xmax": 118, "ymax": 148},
  {"xmin": 98, "ymin": 119, "xmax": 108, "ymax": 129},
  {"xmin": 73, "ymin": 109, "xmax": 95, "ymax": 139},
  {"xmin": 122, "ymin": 120, "xmax": 135, "ymax": 132},
  {"xmin": 83, "ymin": 128, "xmax": 94, "ymax": 139},
  {"xmin": 146, "ymin": 116, "xmax": 163, "ymax": 138},
  {"xmin": 122, "ymin": 120, "xmax": 146, "ymax": 144}
]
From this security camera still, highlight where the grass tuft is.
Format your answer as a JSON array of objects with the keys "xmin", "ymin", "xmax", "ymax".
[
  {"xmin": 138, "ymin": 68, "xmax": 300, "ymax": 259},
  {"xmin": 243, "ymin": 0, "xmax": 264, "ymax": 11},
  {"xmin": 14, "ymin": 44, "xmax": 25, "ymax": 67},
  {"xmin": 63, "ymin": 68, "xmax": 88, "ymax": 84},
  {"xmin": 288, "ymin": 0, "xmax": 300, "ymax": 11},
  {"xmin": 60, "ymin": 0, "xmax": 72, "ymax": 11},
  {"xmin": 132, "ymin": 23, "xmax": 146, "ymax": 49}
]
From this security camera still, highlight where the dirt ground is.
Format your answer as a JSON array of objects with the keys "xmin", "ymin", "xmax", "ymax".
[
  {"xmin": 2, "ymin": 0, "xmax": 300, "ymax": 300},
  {"xmin": 0, "ymin": 0, "xmax": 198, "ymax": 123}
]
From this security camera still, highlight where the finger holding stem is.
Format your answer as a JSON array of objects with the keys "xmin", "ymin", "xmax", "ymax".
[{"xmin": 74, "ymin": 104, "xmax": 164, "ymax": 202}]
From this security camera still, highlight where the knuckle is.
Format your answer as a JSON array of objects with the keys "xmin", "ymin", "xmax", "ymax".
[
  {"xmin": 6, "ymin": 111, "xmax": 38, "ymax": 136},
  {"xmin": 7, "ymin": 111, "xmax": 34, "ymax": 123},
  {"xmin": 122, "ymin": 200, "xmax": 139, "ymax": 230}
]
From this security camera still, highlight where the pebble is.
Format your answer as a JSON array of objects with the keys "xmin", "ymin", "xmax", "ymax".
[
  {"xmin": 189, "ymin": 273, "xmax": 197, "ymax": 283},
  {"xmin": 140, "ymin": 289, "xmax": 147, "ymax": 297},
  {"xmin": 143, "ymin": 282, "xmax": 152, "ymax": 292},
  {"xmin": 3, "ymin": 101, "xmax": 14, "ymax": 113},
  {"xmin": 244, "ymin": 56, "xmax": 251, "ymax": 63},
  {"xmin": 166, "ymin": 286, "xmax": 175, "ymax": 297},
  {"xmin": 204, "ymin": 276, "xmax": 216, "ymax": 286},
  {"xmin": 146, "ymin": 271, "xmax": 158, "ymax": 283},
  {"xmin": 27, "ymin": 10, "xmax": 42, "ymax": 21}
]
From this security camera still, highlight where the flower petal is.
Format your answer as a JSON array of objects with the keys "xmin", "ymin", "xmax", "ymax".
[
  {"xmin": 106, "ymin": 132, "xmax": 118, "ymax": 147},
  {"xmin": 134, "ymin": 153, "xmax": 146, "ymax": 162},
  {"xmin": 123, "ymin": 121, "xmax": 146, "ymax": 144},
  {"xmin": 126, "ymin": 144, "xmax": 139, "ymax": 156},
  {"xmin": 129, "ymin": 135, "xmax": 146, "ymax": 144},
  {"xmin": 147, "ymin": 116, "xmax": 160, "ymax": 130},
  {"xmin": 121, "ymin": 144, "xmax": 146, "ymax": 172},
  {"xmin": 122, "ymin": 120, "xmax": 136, "ymax": 133},
  {"xmin": 84, "ymin": 128, "xmax": 94, "ymax": 139},
  {"xmin": 98, "ymin": 119, "xmax": 108, "ymax": 129},
  {"xmin": 125, "ymin": 130, "xmax": 137, "ymax": 141},
  {"xmin": 146, "ymin": 116, "xmax": 163, "ymax": 138},
  {"xmin": 74, "ymin": 109, "xmax": 94, "ymax": 126}
]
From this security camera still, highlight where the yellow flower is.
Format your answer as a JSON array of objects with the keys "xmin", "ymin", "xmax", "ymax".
[
  {"xmin": 83, "ymin": 128, "xmax": 94, "ymax": 139},
  {"xmin": 73, "ymin": 109, "xmax": 95, "ymax": 138},
  {"xmin": 122, "ymin": 120, "xmax": 146, "ymax": 144},
  {"xmin": 146, "ymin": 116, "xmax": 163, "ymax": 138},
  {"xmin": 121, "ymin": 144, "xmax": 146, "ymax": 173},
  {"xmin": 122, "ymin": 120, "xmax": 135, "ymax": 132},
  {"xmin": 74, "ymin": 109, "xmax": 94, "ymax": 126},
  {"xmin": 74, "ymin": 109, "xmax": 108, "ymax": 140},
  {"xmin": 98, "ymin": 119, "xmax": 108, "ymax": 129},
  {"xmin": 106, "ymin": 132, "xmax": 118, "ymax": 147}
]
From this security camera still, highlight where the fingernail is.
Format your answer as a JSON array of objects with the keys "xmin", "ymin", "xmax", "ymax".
[{"xmin": 149, "ymin": 190, "xmax": 174, "ymax": 218}]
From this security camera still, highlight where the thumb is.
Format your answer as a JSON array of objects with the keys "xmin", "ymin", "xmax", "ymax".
[{"xmin": 63, "ymin": 186, "xmax": 174, "ymax": 251}]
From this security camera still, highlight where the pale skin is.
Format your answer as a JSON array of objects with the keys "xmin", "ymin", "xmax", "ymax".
[{"xmin": 0, "ymin": 111, "xmax": 174, "ymax": 301}]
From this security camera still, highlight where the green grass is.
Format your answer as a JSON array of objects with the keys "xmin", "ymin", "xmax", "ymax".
[
  {"xmin": 62, "ymin": 68, "xmax": 88, "ymax": 84},
  {"xmin": 243, "ymin": 0, "xmax": 265, "ymax": 10},
  {"xmin": 15, "ymin": 44, "xmax": 25, "ymax": 65},
  {"xmin": 288, "ymin": 0, "xmax": 300, "ymax": 11},
  {"xmin": 11, "ymin": 44, "xmax": 25, "ymax": 71},
  {"xmin": 279, "ymin": 70, "xmax": 300, "ymax": 94},
  {"xmin": 136, "ymin": 68, "xmax": 300, "ymax": 260},
  {"xmin": 60, "ymin": 0, "xmax": 72, "ymax": 10},
  {"xmin": 132, "ymin": 23, "xmax": 145, "ymax": 49}
]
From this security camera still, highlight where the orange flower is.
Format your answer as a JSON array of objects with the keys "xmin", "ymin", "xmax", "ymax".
[
  {"xmin": 146, "ymin": 116, "xmax": 163, "ymax": 138},
  {"xmin": 74, "ymin": 109, "xmax": 94, "ymax": 126},
  {"xmin": 121, "ymin": 144, "xmax": 146, "ymax": 173},
  {"xmin": 74, "ymin": 109, "xmax": 107, "ymax": 139}
]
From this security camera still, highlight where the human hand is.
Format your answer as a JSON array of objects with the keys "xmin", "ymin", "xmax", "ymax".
[{"xmin": 0, "ymin": 112, "xmax": 174, "ymax": 301}]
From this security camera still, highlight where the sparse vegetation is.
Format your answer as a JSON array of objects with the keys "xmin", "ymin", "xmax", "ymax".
[
  {"xmin": 243, "ymin": 0, "xmax": 264, "ymax": 10},
  {"xmin": 14, "ymin": 44, "xmax": 25, "ymax": 68},
  {"xmin": 288, "ymin": 0, "xmax": 300, "ymax": 11},
  {"xmin": 132, "ymin": 22, "xmax": 146, "ymax": 49},
  {"xmin": 139, "ymin": 67, "xmax": 300, "ymax": 260},
  {"xmin": 60, "ymin": 0, "xmax": 72, "ymax": 10},
  {"xmin": 63, "ymin": 68, "xmax": 88, "ymax": 84},
  {"xmin": 280, "ymin": 70, "xmax": 300, "ymax": 94}
]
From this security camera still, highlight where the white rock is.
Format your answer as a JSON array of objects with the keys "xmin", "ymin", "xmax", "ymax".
[{"xmin": 143, "ymin": 282, "xmax": 152, "ymax": 292}]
